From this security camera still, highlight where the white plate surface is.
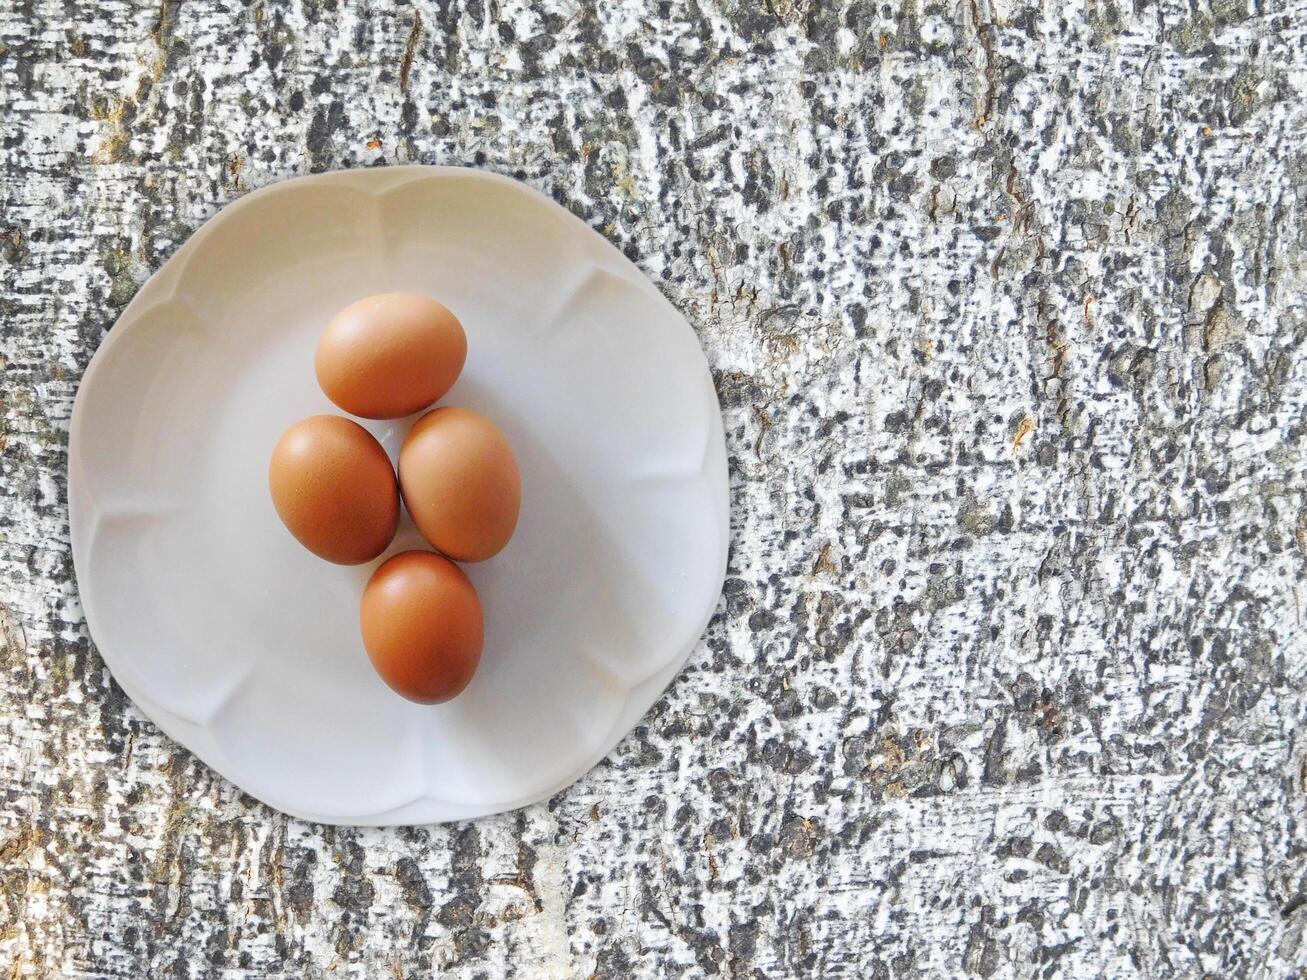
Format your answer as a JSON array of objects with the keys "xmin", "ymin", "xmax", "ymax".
[{"xmin": 68, "ymin": 166, "xmax": 728, "ymax": 825}]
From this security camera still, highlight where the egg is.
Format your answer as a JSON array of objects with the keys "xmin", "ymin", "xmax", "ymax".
[
  {"xmin": 360, "ymin": 551, "xmax": 484, "ymax": 703},
  {"xmin": 398, "ymin": 407, "xmax": 521, "ymax": 562},
  {"xmin": 315, "ymin": 292, "xmax": 467, "ymax": 419},
  {"xmin": 268, "ymin": 415, "xmax": 399, "ymax": 564}
]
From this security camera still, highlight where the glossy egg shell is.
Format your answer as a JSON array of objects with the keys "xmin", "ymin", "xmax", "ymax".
[
  {"xmin": 360, "ymin": 551, "xmax": 484, "ymax": 704},
  {"xmin": 315, "ymin": 292, "xmax": 467, "ymax": 420},
  {"xmin": 398, "ymin": 407, "xmax": 521, "ymax": 562},
  {"xmin": 268, "ymin": 415, "xmax": 399, "ymax": 564}
]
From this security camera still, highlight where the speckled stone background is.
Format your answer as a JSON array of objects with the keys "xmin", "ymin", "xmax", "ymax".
[{"xmin": 2, "ymin": 0, "xmax": 1306, "ymax": 976}]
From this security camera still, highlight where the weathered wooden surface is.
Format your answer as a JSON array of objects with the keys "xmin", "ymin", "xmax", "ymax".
[{"xmin": 2, "ymin": 0, "xmax": 1305, "ymax": 976}]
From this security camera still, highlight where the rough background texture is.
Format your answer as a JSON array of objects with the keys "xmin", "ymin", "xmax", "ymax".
[{"xmin": 1, "ymin": 0, "xmax": 1306, "ymax": 976}]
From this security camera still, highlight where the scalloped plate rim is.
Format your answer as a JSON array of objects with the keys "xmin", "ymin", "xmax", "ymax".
[{"xmin": 68, "ymin": 165, "xmax": 729, "ymax": 825}]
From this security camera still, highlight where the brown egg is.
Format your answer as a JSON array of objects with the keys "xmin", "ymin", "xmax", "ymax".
[
  {"xmin": 268, "ymin": 416, "xmax": 399, "ymax": 564},
  {"xmin": 360, "ymin": 551, "xmax": 484, "ymax": 703},
  {"xmin": 398, "ymin": 407, "xmax": 521, "ymax": 562},
  {"xmin": 315, "ymin": 293, "xmax": 467, "ymax": 419}
]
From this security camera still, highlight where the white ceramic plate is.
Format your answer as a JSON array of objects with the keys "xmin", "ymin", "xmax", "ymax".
[{"xmin": 68, "ymin": 166, "xmax": 728, "ymax": 825}]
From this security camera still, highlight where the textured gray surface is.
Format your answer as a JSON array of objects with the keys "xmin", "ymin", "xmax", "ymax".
[{"xmin": 2, "ymin": 0, "xmax": 1306, "ymax": 976}]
